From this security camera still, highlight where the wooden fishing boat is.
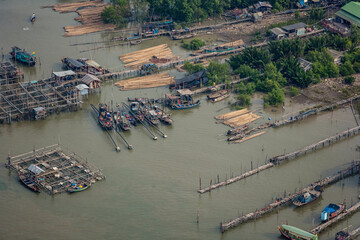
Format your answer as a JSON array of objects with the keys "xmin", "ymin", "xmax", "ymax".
[
  {"xmin": 144, "ymin": 109, "xmax": 160, "ymax": 125},
  {"xmin": 212, "ymin": 92, "xmax": 230, "ymax": 102},
  {"xmin": 171, "ymin": 100, "xmax": 201, "ymax": 109},
  {"xmin": 18, "ymin": 173, "xmax": 40, "ymax": 193},
  {"xmin": 153, "ymin": 106, "xmax": 173, "ymax": 125},
  {"xmin": 130, "ymin": 40, "xmax": 142, "ymax": 45},
  {"xmin": 172, "ymin": 33, "xmax": 195, "ymax": 40},
  {"xmin": 67, "ymin": 182, "xmax": 90, "ymax": 193},
  {"xmin": 30, "ymin": 16, "xmax": 36, "ymax": 23},
  {"xmin": 293, "ymin": 190, "xmax": 321, "ymax": 207},
  {"xmin": 278, "ymin": 225, "xmax": 318, "ymax": 240},
  {"xmin": 207, "ymin": 89, "xmax": 229, "ymax": 100},
  {"xmin": 10, "ymin": 46, "xmax": 36, "ymax": 66},
  {"xmin": 114, "ymin": 109, "xmax": 131, "ymax": 131},
  {"xmin": 98, "ymin": 103, "xmax": 113, "ymax": 130},
  {"xmin": 335, "ymin": 231, "xmax": 350, "ymax": 240},
  {"xmin": 321, "ymin": 203, "xmax": 345, "ymax": 221}
]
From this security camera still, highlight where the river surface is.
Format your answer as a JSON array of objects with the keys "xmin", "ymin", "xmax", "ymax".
[{"xmin": 1, "ymin": 1, "xmax": 360, "ymax": 239}]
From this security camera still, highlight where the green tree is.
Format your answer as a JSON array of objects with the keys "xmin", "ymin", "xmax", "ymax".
[
  {"xmin": 339, "ymin": 60, "xmax": 355, "ymax": 76},
  {"xmin": 264, "ymin": 84, "xmax": 285, "ymax": 106},
  {"xmin": 237, "ymin": 94, "xmax": 251, "ymax": 106},
  {"xmin": 183, "ymin": 61, "xmax": 205, "ymax": 73},
  {"xmin": 344, "ymin": 76, "xmax": 355, "ymax": 85},
  {"xmin": 309, "ymin": 8, "xmax": 325, "ymax": 21},
  {"xmin": 182, "ymin": 38, "xmax": 206, "ymax": 50},
  {"xmin": 289, "ymin": 86, "xmax": 300, "ymax": 97},
  {"xmin": 206, "ymin": 60, "xmax": 230, "ymax": 85},
  {"xmin": 228, "ymin": 47, "xmax": 270, "ymax": 70}
]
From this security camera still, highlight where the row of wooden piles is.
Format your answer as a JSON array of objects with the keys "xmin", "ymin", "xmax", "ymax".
[
  {"xmin": 115, "ymin": 73, "xmax": 175, "ymax": 91},
  {"xmin": 119, "ymin": 44, "xmax": 177, "ymax": 69},
  {"xmin": 45, "ymin": 0, "xmax": 116, "ymax": 37}
]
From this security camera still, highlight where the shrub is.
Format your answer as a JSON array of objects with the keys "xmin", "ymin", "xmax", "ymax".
[
  {"xmin": 289, "ymin": 86, "xmax": 300, "ymax": 97},
  {"xmin": 344, "ymin": 76, "xmax": 355, "ymax": 85}
]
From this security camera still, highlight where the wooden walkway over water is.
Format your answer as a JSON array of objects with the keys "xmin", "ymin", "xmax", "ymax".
[
  {"xmin": 220, "ymin": 161, "xmax": 360, "ymax": 233},
  {"xmin": 5, "ymin": 144, "xmax": 105, "ymax": 194},
  {"xmin": 198, "ymin": 126, "xmax": 360, "ymax": 194},
  {"xmin": 310, "ymin": 201, "xmax": 360, "ymax": 235}
]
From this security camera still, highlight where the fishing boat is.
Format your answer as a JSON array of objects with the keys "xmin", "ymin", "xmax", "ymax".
[
  {"xmin": 321, "ymin": 203, "xmax": 345, "ymax": 221},
  {"xmin": 130, "ymin": 102, "xmax": 145, "ymax": 123},
  {"xmin": 114, "ymin": 109, "xmax": 132, "ymax": 131},
  {"xmin": 278, "ymin": 224, "xmax": 318, "ymax": 240},
  {"xmin": 293, "ymin": 190, "xmax": 321, "ymax": 207},
  {"xmin": 335, "ymin": 231, "xmax": 350, "ymax": 240},
  {"xmin": 172, "ymin": 33, "xmax": 195, "ymax": 40},
  {"xmin": 207, "ymin": 89, "xmax": 229, "ymax": 101},
  {"xmin": 171, "ymin": 99, "xmax": 201, "ymax": 109},
  {"xmin": 67, "ymin": 182, "xmax": 90, "ymax": 193},
  {"xmin": 153, "ymin": 106, "xmax": 173, "ymax": 125},
  {"xmin": 10, "ymin": 46, "xmax": 36, "ymax": 66},
  {"xmin": 18, "ymin": 173, "xmax": 40, "ymax": 193},
  {"xmin": 130, "ymin": 40, "xmax": 142, "ymax": 45},
  {"xmin": 98, "ymin": 103, "xmax": 113, "ymax": 130},
  {"xmin": 143, "ymin": 109, "xmax": 160, "ymax": 125}
]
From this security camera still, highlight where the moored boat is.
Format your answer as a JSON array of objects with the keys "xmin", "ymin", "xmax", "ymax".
[
  {"xmin": 321, "ymin": 203, "xmax": 345, "ymax": 221},
  {"xmin": 212, "ymin": 92, "xmax": 230, "ymax": 102},
  {"xmin": 67, "ymin": 182, "xmax": 90, "ymax": 193},
  {"xmin": 293, "ymin": 190, "xmax": 321, "ymax": 207},
  {"xmin": 335, "ymin": 230, "xmax": 350, "ymax": 240},
  {"xmin": 114, "ymin": 108, "xmax": 132, "ymax": 131},
  {"xmin": 98, "ymin": 103, "xmax": 113, "ymax": 130},
  {"xmin": 278, "ymin": 224, "xmax": 318, "ymax": 240},
  {"xmin": 18, "ymin": 173, "xmax": 40, "ymax": 192},
  {"xmin": 207, "ymin": 89, "xmax": 229, "ymax": 100},
  {"xmin": 153, "ymin": 106, "xmax": 173, "ymax": 125},
  {"xmin": 10, "ymin": 46, "xmax": 36, "ymax": 66},
  {"xmin": 130, "ymin": 40, "xmax": 142, "ymax": 45},
  {"xmin": 171, "ymin": 100, "xmax": 201, "ymax": 109}
]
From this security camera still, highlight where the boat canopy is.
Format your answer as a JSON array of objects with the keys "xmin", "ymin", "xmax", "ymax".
[
  {"xmin": 28, "ymin": 164, "xmax": 45, "ymax": 175},
  {"xmin": 85, "ymin": 60, "xmax": 101, "ymax": 68},
  {"xmin": 53, "ymin": 70, "xmax": 76, "ymax": 77},
  {"xmin": 66, "ymin": 58, "xmax": 84, "ymax": 68},
  {"xmin": 281, "ymin": 225, "xmax": 317, "ymax": 239},
  {"xmin": 76, "ymin": 84, "xmax": 89, "ymax": 91}
]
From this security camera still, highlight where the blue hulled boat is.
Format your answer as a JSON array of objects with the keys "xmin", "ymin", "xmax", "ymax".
[
  {"xmin": 171, "ymin": 100, "xmax": 201, "ymax": 109},
  {"xmin": 321, "ymin": 203, "xmax": 344, "ymax": 221},
  {"xmin": 10, "ymin": 46, "xmax": 36, "ymax": 66},
  {"xmin": 293, "ymin": 190, "xmax": 321, "ymax": 207}
]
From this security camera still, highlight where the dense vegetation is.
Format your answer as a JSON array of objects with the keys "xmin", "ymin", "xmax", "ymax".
[
  {"xmin": 226, "ymin": 29, "xmax": 360, "ymax": 107},
  {"xmin": 182, "ymin": 38, "xmax": 206, "ymax": 50},
  {"xmin": 101, "ymin": 0, "xmax": 131, "ymax": 26}
]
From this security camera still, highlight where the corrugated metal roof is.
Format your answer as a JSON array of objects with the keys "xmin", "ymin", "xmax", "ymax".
[
  {"xmin": 335, "ymin": 2, "xmax": 360, "ymax": 27},
  {"xmin": 81, "ymin": 74, "xmax": 101, "ymax": 85},
  {"xmin": 66, "ymin": 58, "xmax": 84, "ymax": 68},
  {"xmin": 53, "ymin": 70, "xmax": 76, "ymax": 77},
  {"xmin": 282, "ymin": 22, "xmax": 307, "ymax": 31},
  {"xmin": 270, "ymin": 27, "xmax": 286, "ymax": 35}
]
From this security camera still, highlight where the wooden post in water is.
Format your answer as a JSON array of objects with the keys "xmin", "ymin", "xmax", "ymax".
[{"xmin": 199, "ymin": 176, "xmax": 201, "ymax": 190}]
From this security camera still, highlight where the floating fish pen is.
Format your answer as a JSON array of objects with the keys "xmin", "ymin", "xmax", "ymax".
[
  {"xmin": 0, "ymin": 61, "xmax": 23, "ymax": 85},
  {"xmin": 0, "ymin": 78, "xmax": 82, "ymax": 124},
  {"xmin": 5, "ymin": 144, "xmax": 105, "ymax": 194}
]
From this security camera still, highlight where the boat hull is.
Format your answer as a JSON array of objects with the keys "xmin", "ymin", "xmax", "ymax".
[
  {"xmin": 321, "ymin": 203, "xmax": 344, "ymax": 221},
  {"xmin": 171, "ymin": 100, "xmax": 201, "ymax": 110},
  {"xmin": 68, "ymin": 183, "xmax": 90, "ymax": 193},
  {"xmin": 293, "ymin": 191, "xmax": 321, "ymax": 207},
  {"xmin": 18, "ymin": 173, "xmax": 40, "ymax": 193}
]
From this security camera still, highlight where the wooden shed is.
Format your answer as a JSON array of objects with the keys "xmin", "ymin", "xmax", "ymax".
[{"xmin": 81, "ymin": 74, "xmax": 101, "ymax": 89}]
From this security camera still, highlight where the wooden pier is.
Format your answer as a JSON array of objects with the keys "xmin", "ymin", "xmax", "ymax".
[
  {"xmin": 199, "ymin": 126, "xmax": 360, "ymax": 194},
  {"xmin": 0, "ymin": 78, "xmax": 82, "ymax": 124},
  {"xmin": 346, "ymin": 225, "xmax": 360, "ymax": 239},
  {"xmin": 269, "ymin": 126, "xmax": 360, "ymax": 164},
  {"xmin": 5, "ymin": 144, "xmax": 105, "ymax": 194},
  {"xmin": 272, "ymin": 95, "xmax": 360, "ymax": 128},
  {"xmin": 310, "ymin": 201, "xmax": 360, "ymax": 235},
  {"xmin": 220, "ymin": 161, "xmax": 360, "ymax": 233}
]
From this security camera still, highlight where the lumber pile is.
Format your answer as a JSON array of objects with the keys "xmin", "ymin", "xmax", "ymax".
[
  {"xmin": 233, "ymin": 131, "xmax": 265, "ymax": 143},
  {"xmin": 216, "ymin": 39, "xmax": 244, "ymax": 48},
  {"xmin": 119, "ymin": 44, "xmax": 177, "ymax": 69},
  {"xmin": 46, "ymin": 1, "xmax": 116, "ymax": 37},
  {"xmin": 115, "ymin": 73, "xmax": 175, "ymax": 91},
  {"xmin": 216, "ymin": 109, "xmax": 260, "ymax": 128},
  {"xmin": 48, "ymin": 0, "xmax": 107, "ymax": 13}
]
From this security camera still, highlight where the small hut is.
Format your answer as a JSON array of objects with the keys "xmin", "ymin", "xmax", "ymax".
[{"xmin": 81, "ymin": 74, "xmax": 101, "ymax": 90}]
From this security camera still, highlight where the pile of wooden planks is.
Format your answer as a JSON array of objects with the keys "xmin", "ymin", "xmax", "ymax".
[
  {"xmin": 215, "ymin": 109, "xmax": 260, "ymax": 128},
  {"xmin": 216, "ymin": 39, "xmax": 244, "ymax": 48},
  {"xmin": 119, "ymin": 44, "xmax": 176, "ymax": 69},
  {"xmin": 115, "ymin": 73, "xmax": 175, "ymax": 91},
  {"xmin": 46, "ymin": 0, "xmax": 107, "ymax": 13},
  {"xmin": 46, "ymin": 1, "xmax": 116, "ymax": 37}
]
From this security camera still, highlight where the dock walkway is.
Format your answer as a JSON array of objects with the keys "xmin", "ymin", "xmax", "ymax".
[
  {"xmin": 199, "ymin": 126, "xmax": 360, "ymax": 194},
  {"xmin": 220, "ymin": 161, "xmax": 360, "ymax": 232}
]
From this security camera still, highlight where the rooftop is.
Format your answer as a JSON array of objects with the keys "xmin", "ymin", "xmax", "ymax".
[
  {"xmin": 335, "ymin": 1, "xmax": 360, "ymax": 27},
  {"xmin": 282, "ymin": 22, "xmax": 307, "ymax": 32}
]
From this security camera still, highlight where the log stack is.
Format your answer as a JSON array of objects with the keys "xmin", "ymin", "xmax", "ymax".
[
  {"xmin": 115, "ymin": 73, "xmax": 175, "ymax": 91},
  {"xmin": 216, "ymin": 109, "xmax": 260, "ymax": 128},
  {"xmin": 119, "ymin": 44, "xmax": 177, "ymax": 69}
]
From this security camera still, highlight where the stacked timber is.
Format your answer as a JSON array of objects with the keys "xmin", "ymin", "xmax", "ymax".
[
  {"xmin": 115, "ymin": 73, "xmax": 175, "ymax": 91},
  {"xmin": 119, "ymin": 44, "xmax": 177, "ymax": 69},
  {"xmin": 46, "ymin": 1, "xmax": 116, "ymax": 37},
  {"xmin": 215, "ymin": 109, "xmax": 260, "ymax": 128}
]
